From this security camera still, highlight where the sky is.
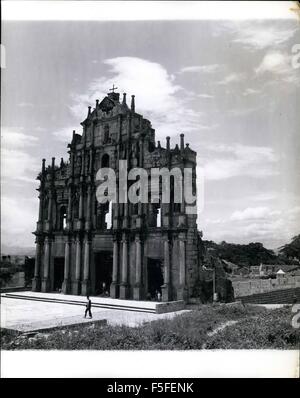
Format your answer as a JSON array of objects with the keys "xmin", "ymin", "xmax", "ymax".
[{"xmin": 1, "ymin": 17, "xmax": 300, "ymax": 250}]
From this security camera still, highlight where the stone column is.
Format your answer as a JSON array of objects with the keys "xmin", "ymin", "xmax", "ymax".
[
  {"xmin": 178, "ymin": 163, "xmax": 186, "ymax": 227},
  {"xmin": 45, "ymin": 190, "xmax": 54, "ymax": 232},
  {"xmin": 110, "ymin": 237, "xmax": 119, "ymax": 298},
  {"xmin": 67, "ymin": 185, "xmax": 72, "ymax": 229},
  {"xmin": 36, "ymin": 191, "xmax": 44, "ymax": 233},
  {"xmin": 133, "ymin": 235, "xmax": 143, "ymax": 300},
  {"xmin": 161, "ymin": 237, "xmax": 171, "ymax": 301},
  {"xmin": 32, "ymin": 239, "xmax": 42, "ymax": 291},
  {"xmin": 178, "ymin": 235, "xmax": 187, "ymax": 301},
  {"xmin": 79, "ymin": 185, "xmax": 84, "ymax": 220},
  {"xmin": 41, "ymin": 237, "xmax": 51, "ymax": 292},
  {"xmin": 113, "ymin": 170, "xmax": 119, "ymax": 229},
  {"xmin": 81, "ymin": 237, "xmax": 91, "ymax": 296},
  {"xmin": 122, "ymin": 202, "xmax": 129, "ymax": 228},
  {"xmin": 119, "ymin": 233, "xmax": 129, "ymax": 299},
  {"xmin": 85, "ymin": 185, "xmax": 92, "ymax": 230},
  {"xmin": 72, "ymin": 237, "xmax": 81, "ymax": 295},
  {"xmin": 62, "ymin": 240, "xmax": 71, "ymax": 294}
]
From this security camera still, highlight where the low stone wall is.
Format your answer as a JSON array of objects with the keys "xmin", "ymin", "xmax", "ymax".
[
  {"xmin": 3, "ymin": 272, "xmax": 25, "ymax": 288},
  {"xmin": 232, "ymin": 275, "xmax": 300, "ymax": 298},
  {"xmin": 155, "ymin": 300, "xmax": 185, "ymax": 314}
]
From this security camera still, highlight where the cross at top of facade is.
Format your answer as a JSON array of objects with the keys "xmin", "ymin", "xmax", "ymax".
[{"xmin": 109, "ymin": 84, "xmax": 118, "ymax": 93}]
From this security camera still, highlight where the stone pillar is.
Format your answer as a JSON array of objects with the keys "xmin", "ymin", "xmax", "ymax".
[
  {"xmin": 85, "ymin": 185, "xmax": 92, "ymax": 230},
  {"xmin": 178, "ymin": 163, "xmax": 186, "ymax": 227},
  {"xmin": 161, "ymin": 237, "xmax": 171, "ymax": 301},
  {"xmin": 133, "ymin": 235, "xmax": 143, "ymax": 300},
  {"xmin": 81, "ymin": 237, "xmax": 91, "ymax": 296},
  {"xmin": 110, "ymin": 238, "xmax": 119, "ymax": 298},
  {"xmin": 41, "ymin": 237, "xmax": 51, "ymax": 292},
  {"xmin": 67, "ymin": 185, "xmax": 72, "ymax": 229},
  {"xmin": 122, "ymin": 202, "xmax": 129, "ymax": 228},
  {"xmin": 119, "ymin": 233, "xmax": 129, "ymax": 299},
  {"xmin": 72, "ymin": 237, "xmax": 81, "ymax": 295},
  {"xmin": 177, "ymin": 235, "xmax": 187, "ymax": 301},
  {"xmin": 113, "ymin": 170, "xmax": 119, "ymax": 229},
  {"xmin": 45, "ymin": 190, "xmax": 53, "ymax": 233},
  {"xmin": 36, "ymin": 191, "xmax": 44, "ymax": 232},
  {"xmin": 79, "ymin": 185, "xmax": 84, "ymax": 220},
  {"xmin": 62, "ymin": 240, "xmax": 71, "ymax": 294},
  {"xmin": 32, "ymin": 240, "xmax": 42, "ymax": 291}
]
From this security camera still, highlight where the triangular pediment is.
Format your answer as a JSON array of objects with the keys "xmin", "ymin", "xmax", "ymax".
[{"xmin": 99, "ymin": 96, "xmax": 115, "ymax": 112}]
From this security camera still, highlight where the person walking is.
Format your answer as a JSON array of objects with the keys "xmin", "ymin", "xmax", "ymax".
[{"xmin": 84, "ymin": 296, "xmax": 92, "ymax": 319}]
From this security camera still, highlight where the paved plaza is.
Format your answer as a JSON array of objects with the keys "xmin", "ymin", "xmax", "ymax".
[{"xmin": 0, "ymin": 292, "xmax": 189, "ymax": 332}]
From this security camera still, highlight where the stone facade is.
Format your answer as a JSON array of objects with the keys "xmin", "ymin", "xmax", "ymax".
[{"xmin": 32, "ymin": 90, "xmax": 203, "ymax": 302}]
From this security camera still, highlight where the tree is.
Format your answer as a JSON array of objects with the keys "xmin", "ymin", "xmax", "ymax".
[
  {"xmin": 0, "ymin": 260, "xmax": 15, "ymax": 287},
  {"xmin": 279, "ymin": 235, "xmax": 300, "ymax": 262},
  {"xmin": 202, "ymin": 240, "xmax": 278, "ymax": 267}
]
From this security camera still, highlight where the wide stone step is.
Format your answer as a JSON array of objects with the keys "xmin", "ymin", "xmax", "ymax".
[{"xmin": 1, "ymin": 292, "xmax": 185, "ymax": 314}]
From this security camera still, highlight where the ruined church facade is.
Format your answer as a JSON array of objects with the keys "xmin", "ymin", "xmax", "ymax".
[{"xmin": 32, "ymin": 90, "xmax": 203, "ymax": 302}]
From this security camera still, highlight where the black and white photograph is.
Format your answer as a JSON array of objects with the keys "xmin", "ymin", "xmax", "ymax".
[{"xmin": 0, "ymin": 1, "xmax": 300, "ymax": 379}]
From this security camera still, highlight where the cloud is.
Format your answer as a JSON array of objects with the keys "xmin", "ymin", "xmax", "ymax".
[
  {"xmin": 2, "ymin": 128, "xmax": 38, "ymax": 149},
  {"xmin": 202, "ymin": 206, "xmax": 300, "ymax": 249},
  {"xmin": 179, "ymin": 64, "xmax": 221, "ymax": 74},
  {"xmin": 17, "ymin": 102, "xmax": 34, "ymax": 108},
  {"xmin": 53, "ymin": 126, "xmax": 76, "ymax": 143},
  {"xmin": 242, "ymin": 88, "xmax": 262, "ymax": 96},
  {"xmin": 1, "ymin": 128, "xmax": 39, "ymax": 183},
  {"xmin": 231, "ymin": 24, "xmax": 297, "ymax": 50},
  {"xmin": 1, "ymin": 196, "xmax": 38, "ymax": 247},
  {"xmin": 201, "ymin": 144, "xmax": 278, "ymax": 180},
  {"xmin": 255, "ymin": 51, "xmax": 300, "ymax": 85},
  {"xmin": 230, "ymin": 206, "xmax": 280, "ymax": 221},
  {"xmin": 68, "ymin": 57, "xmax": 206, "ymax": 139},
  {"xmin": 1, "ymin": 148, "xmax": 40, "ymax": 183},
  {"xmin": 197, "ymin": 93, "xmax": 214, "ymax": 99},
  {"xmin": 217, "ymin": 73, "xmax": 245, "ymax": 85}
]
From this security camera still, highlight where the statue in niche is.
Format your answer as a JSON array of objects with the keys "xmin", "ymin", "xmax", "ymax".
[
  {"xmin": 131, "ymin": 142, "xmax": 140, "ymax": 167},
  {"xmin": 103, "ymin": 125, "xmax": 110, "ymax": 144}
]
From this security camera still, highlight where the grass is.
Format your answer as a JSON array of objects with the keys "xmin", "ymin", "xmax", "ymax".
[{"xmin": 1, "ymin": 304, "xmax": 299, "ymax": 350}]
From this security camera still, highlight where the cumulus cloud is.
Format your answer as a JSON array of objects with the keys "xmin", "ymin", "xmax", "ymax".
[
  {"xmin": 67, "ymin": 56, "xmax": 209, "ymax": 139},
  {"xmin": 255, "ymin": 51, "xmax": 300, "ymax": 85},
  {"xmin": 202, "ymin": 206, "xmax": 300, "ymax": 249}
]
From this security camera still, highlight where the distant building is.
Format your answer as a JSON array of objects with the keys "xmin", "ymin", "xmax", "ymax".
[
  {"xmin": 250, "ymin": 265, "xmax": 260, "ymax": 276},
  {"xmin": 259, "ymin": 263, "xmax": 300, "ymax": 276},
  {"xmin": 276, "ymin": 269, "xmax": 285, "ymax": 278}
]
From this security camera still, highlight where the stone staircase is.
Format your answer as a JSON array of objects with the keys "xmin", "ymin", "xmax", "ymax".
[{"xmin": 239, "ymin": 287, "xmax": 300, "ymax": 304}]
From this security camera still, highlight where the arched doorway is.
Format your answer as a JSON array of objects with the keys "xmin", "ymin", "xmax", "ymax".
[
  {"xmin": 94, "ymin": 251, "xmax": 113, "ymax": 296},
  {"xmin": 101, "ymin": 153, "xmax": 110, "ymax": 168},
  {"xmin": 147, "ymin": 258, "xmax": 164, "ymax": 299}
]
